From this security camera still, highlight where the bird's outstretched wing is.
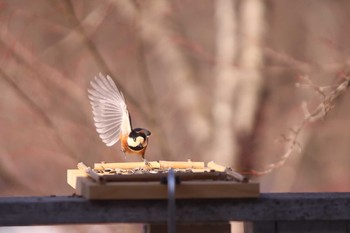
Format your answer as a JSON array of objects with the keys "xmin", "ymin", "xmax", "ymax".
[{"xmin": 88, "ymin": 73, "xmax": 132, "ymax": 146}]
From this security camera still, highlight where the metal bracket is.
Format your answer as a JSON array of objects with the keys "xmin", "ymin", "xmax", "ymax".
[
  {"xmin": 160, "ymin": 169, "xmax": 181, "ymax": 233},
  {"xmin": 167, "ymin": 169, "xmax": 176, "ymax": 233}
]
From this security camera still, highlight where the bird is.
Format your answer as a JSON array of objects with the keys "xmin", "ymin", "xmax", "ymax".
[{"xmin": 88, "ymin": 73, "xmax": 151, "ymax": 162}]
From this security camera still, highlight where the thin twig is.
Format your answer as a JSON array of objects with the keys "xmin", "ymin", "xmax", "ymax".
[{"xmin": 246, "ymin": 75, "xmax": 350, "ymax": 176}]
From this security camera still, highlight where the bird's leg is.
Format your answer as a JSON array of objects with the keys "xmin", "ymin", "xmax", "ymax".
[
  {"xmin": 143, "ymin": 158, "xmax": 153, "ymax": 169},
  {"xmin": 120, "ymin": 148, "xmax": 127, "ymax": 160}
]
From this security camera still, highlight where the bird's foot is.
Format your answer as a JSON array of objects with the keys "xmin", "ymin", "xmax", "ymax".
[
  {"xmin": 122, "ymin": 151, "xmax": 127, "ymax": 160},
  {"xmin": 143, "ymin": 159, "xmax": 153, "ymax": 169}
]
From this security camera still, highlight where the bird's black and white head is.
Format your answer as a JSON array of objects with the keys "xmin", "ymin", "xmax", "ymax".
[{"xmin": 127, "ymin": 128, "xmax": 151, "ymax": 151}]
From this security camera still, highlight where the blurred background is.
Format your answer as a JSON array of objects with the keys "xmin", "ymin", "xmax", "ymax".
[{"xmin": 1, "ymin": 0, "xmax": 350, "ymax": 232}]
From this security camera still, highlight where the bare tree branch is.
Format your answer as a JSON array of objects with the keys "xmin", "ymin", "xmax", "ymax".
[{"xmin": 247, "ymin": 76, "xmax": 350, "ymax": 176}]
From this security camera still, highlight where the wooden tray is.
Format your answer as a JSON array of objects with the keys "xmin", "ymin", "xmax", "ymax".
[{"xmin": 67, "ymin": 161, "xmax": 259, "ymax": 200}]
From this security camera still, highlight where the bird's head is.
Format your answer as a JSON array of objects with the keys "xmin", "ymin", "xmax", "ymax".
[{"xmin": 127, "ymin": 128, "xmax": 151, "ymax": 150}]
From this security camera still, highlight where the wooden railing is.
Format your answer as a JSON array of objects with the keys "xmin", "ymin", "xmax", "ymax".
[{"xmin": 1, "ymin": 193, "xmax": 349, "ymax": 232}]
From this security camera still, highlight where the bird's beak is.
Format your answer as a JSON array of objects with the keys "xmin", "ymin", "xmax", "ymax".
[{"xmin": 144, "ymin": 129, "xmax": 151, "ymax": 136}]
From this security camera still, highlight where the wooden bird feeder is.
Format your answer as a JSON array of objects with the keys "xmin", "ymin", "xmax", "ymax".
[{"xmin": 67, "ymin": 160, "xmax": 259, "ymax": 200}]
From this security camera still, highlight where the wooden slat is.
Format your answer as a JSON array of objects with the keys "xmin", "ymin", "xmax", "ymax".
[
  {"xmin": 78, "ymin": 177, "xmax": 259, "ymax": 200},
  {"xmin": 67, "ymin": 169, "xmax": 86, "ymax": 195},
  {"xmin": 93, "ymin": 161, "xmax": 206, "ymax": 170},
  {"xmin": 93, "ymin": 161, "xmax": 161, "ymax": 170},
  {"xmin": 207, "ymin": 161, "xmax": 226, "ymax": 172},
  {"xmin": 159, "ymin": 160, "xmax": 205, "ymax": 169},
  {"xmin": 99, "ymin": 171, "xmax": 230, "ymax": 182},
  {"xmin": 68, "ymin": 169, "xmax": 233, "ymax": 184}
]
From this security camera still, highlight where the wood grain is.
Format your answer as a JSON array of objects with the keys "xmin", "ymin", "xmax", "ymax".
[{"xmin": 78, "ymin": 178, "xmax": 259, "ymax": 200}]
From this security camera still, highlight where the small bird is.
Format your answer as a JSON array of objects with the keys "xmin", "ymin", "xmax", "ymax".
[{"xmin": 88, "ymin": 73, "xmax": 151, "ymax": 161}]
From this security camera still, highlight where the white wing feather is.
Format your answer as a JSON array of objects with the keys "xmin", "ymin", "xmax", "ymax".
[{"xmin": 88, "ymin": 73, "xmax": 132, "ymax": 146}]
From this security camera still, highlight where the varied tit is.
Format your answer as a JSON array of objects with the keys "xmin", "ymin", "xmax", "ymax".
[{"xmin": 88, "ymin": 73, "xmax": 151, "ymax": 160}]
